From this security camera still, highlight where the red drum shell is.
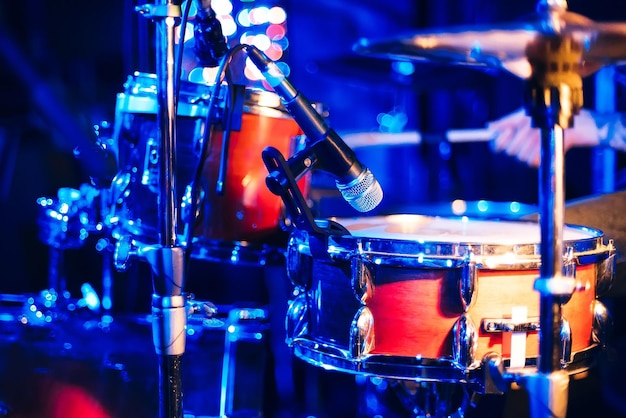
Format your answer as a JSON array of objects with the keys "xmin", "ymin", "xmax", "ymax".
[
  {"xmin": 194, "ymin": 109, "xmax": 306, "ymax": 244},
  {"xmin": 286, "ymin": 215, "xmax": 612, "ymax": 382},
  {"xmin": 111, "ymin": 73, "xmax": 312, "ymax": 256}
]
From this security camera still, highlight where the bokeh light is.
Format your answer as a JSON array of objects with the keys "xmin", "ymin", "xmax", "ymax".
[
  {"xmin": 176, "ymin": 22, "xmax": 195, "ymax": 44},
  {"xmin": 237, "ymin": 9, "xmax": 251, "ymax": 27},
  {"xmin": 249, "ymin": 7, "xmax": 270, "ymax": 25},
  {"xmin": 244, "ymin": 57, "xmax": 264, "ymax": 81},
  {"xmin": 268, "ymin": 7, "xmax": 287, "ymax": 24},
  {"xmin": 218, "ymin": 15, "xmax": 237, "ymax": 37},
  {"xmin": 266, "ymin": 24, "xmax": 286, "ymax": 41},
  {"xmin": 264, "ymin": 44, "xmax": 284, "ymax": 61},
  {"xmin": 182, "ymin": 2, "xmax": 290, "ymax": 87},
  {"xmin": 212, "ymin": 0, "xmax": 233, "ymax": 16},
  {"xmin": 252, "ymin": 34, "xmax": 272, "ymax": 51}
]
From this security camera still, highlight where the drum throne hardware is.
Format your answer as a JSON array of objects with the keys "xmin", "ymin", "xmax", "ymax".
[{"xmin": 353, "ymin": 0, "xmax": 626, "ymax": 416}]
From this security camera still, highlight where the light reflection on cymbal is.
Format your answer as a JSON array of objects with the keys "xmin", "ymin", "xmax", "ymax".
[{"xmin": 354, "ymin": 7, "xmax": 626, "ymax": 79}]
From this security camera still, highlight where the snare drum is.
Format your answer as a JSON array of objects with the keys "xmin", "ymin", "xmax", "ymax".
[
  {"xmin": 110, "ymin": 72, "xmax": 310, "ymax": 263},
  {"xmin": 285, "ymin": 215, "xmax": 614, "ymax": 389}
]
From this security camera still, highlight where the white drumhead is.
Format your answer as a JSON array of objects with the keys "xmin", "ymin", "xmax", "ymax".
[{"xmin": 331, "ymin": 214, "xmax": 599, "ymax": 245}]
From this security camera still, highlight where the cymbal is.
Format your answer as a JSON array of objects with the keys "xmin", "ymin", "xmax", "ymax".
[
  {"xmin": 313, "ymin": 55, "xmax": 498, "ymax": 91},
  {"xmin": 353, "ymin": 4, "xmax": 626, "ymax": 79}
]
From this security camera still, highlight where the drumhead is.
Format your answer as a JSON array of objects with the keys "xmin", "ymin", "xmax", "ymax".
[
  {"xmin": 115, "ymin": 72, "xmax": 328, "ymax": 120},
  {"xmin": 322, "ymin": 214, "xmax": 606, "ymax": 265},
  {"xmin": 115, "ymin": 72, "xmax": 215, "ymax": 117},
  {"xmin": 333, "ymin": 214, "xmax": 599, "ymax": 244}
]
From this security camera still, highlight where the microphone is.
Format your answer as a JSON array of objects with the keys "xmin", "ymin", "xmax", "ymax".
[
  {"xmin": 193, "ymin": 0, "xmax": 229, "ymax": 67},
  {"xmin": 245, "ymin": 45, "xmax": 383, "ymax": 212}
]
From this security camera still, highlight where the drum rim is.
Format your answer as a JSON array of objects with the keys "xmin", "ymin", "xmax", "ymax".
[
  {"xmin": 190, "ymin": 237, "xmax": 285, "ymax": 266},
  {"xmin": 117, "ymin": 72, "xmax": 327, "ymax": 120},
  {"xmin": 294, "ymin": 215, "xmax": 608, "ymax": 265},
  {"xmin": 289, "ymin": 337, "xmax": 599, "ymax": 390}
]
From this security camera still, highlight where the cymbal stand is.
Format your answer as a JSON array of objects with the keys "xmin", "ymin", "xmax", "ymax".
[
  {"xmin": 133, "ymin": 2, "xmax": 187, "ymax": 417},
  {"xmin": 494, "ymin": 30, "xmax": 583, "ymax": 418}
]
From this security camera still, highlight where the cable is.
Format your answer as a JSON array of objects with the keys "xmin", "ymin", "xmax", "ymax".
[
  {"xmin": 183, "ymin": 44, "xmax": 247, "ymax": 266},
  {"xmin": 175, "ymin": 0, "xmax": 193, "ymax": 102}
]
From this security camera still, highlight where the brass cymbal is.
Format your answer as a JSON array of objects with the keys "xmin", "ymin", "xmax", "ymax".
[{"xmin": 353, "ymin": 4, "xmax": 626, "ymax": 79}]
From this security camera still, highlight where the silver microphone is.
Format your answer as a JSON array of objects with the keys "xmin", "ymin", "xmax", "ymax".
[{"xmin": 335, "ymin": 167, "xmax": 382, "ymax": 212}]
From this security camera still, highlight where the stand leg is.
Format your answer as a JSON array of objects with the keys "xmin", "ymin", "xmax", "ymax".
[
  {"xmin": 151, "ymin": 294, "xmax": 187, "ymax": 418},
  {"xmin": 158, "ymin": 354, "xmax": 184, "ymax": 417},
  {"xmin": 135, "ymin": 1, "xmax": 186, "ymax": 416}
]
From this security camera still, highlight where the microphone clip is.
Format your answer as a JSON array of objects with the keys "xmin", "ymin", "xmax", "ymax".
[{"xmin": 262, "ymin": 146, "xmax": 349, "ymax": 241}]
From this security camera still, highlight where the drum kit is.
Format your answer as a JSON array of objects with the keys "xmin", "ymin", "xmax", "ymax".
[{"xmin": 13, "ymin": 0, "xmax": 626, "ymax": 417}]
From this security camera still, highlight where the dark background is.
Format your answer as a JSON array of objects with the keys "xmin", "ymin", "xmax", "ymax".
[{"xmin": 1, "ymin": 1, "xmax": 626, "ymax": 417}]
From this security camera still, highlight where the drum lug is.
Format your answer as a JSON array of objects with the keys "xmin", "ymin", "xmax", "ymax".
[
  {"xmin": 591, "ymin": 300, "xmax": 612, "ymax": 347},
  {"xmin": 286, "ymin": 233, "xmax": 312, "ymax": 289},
  {"xmin": 562, "ymin": 246, "xmax": 576, "ymax": 278},
  {"xmin": 113, "ymin": 235, "xmax": 136, "ymax": 271},
  {"xmin": 141, "ymin": 136, "xmax": 160, "ymax": 194},
  {"xmin": 558, "ymin": 247, "xmax": 577, "ymax": 304},
  {"xmin": 285, "ymin": 292, "xmax": 309, "ymax": 345},
  {"xmin": 560, "ymin": 317, "xmax": 572, "ymax": 365},
  {"xmin": 459, "ymin": 260, "xmax": 477, "ymax": 311},
  {"xmin": 453, "ymin": 313, "xmax": 479, "ymax": 369},
  {"xmin": 352, "ymin": 257, "xmax": 375, "ymax": 304},
  {"xmin": 107, "ymin": 171, "xmax": 132, "ymax": 208},
  {"xmin": 350, "ymin": 306, "xmax": 375, "ymax": 358},
  {"xmin": 596, "ymin": 241, "xmax": 616, "ymax": 297}
]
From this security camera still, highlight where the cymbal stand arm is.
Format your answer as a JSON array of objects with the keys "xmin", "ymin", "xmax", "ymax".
[{"xmin": 136, "ymin": 2, "xmax": 187, "ymax": 417}]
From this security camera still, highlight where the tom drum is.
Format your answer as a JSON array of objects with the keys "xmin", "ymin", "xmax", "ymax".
[{"xmin": 109, "ymin": 72, "xmax": 311, "ymax": 264}]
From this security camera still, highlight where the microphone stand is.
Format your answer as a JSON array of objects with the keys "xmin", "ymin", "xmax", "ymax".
[{"xmin": 135, "ymin": 2, "xmax": 187, "ymax": 417}]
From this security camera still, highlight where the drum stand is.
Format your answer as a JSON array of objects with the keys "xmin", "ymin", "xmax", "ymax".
[
  {"xmin": 129, "ymin": 2, "xmax": 187, "ymax": 417},
  {"xmin": 488, "ymin": 30, "xmax": 584, "ymax": 418}
]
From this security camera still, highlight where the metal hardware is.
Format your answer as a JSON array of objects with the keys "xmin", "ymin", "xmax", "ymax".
[
  {"xmin": 350, "ymin": 306, "xmax": 375, "ymax": 358},
  {"xmin": 351, "ymin": 256, "xmax": 375, "ymax": 304},
  {"xmin": 459, "ymin": 259, "xmax": 477, "ymax": 311},
  {"xmin": 453, "ymin": 313, "xmax": 479, "ymax": 369},
  {"xmin": 482, "ymin": 317, "xmax": 541, "ymax": 333}
]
